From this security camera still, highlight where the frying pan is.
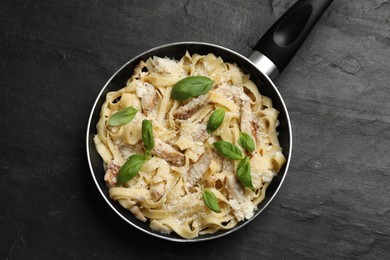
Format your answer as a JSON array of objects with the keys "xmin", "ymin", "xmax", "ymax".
[{"xmin": 86, "ymin": 0, "xmax": 333, "ymax": 242}]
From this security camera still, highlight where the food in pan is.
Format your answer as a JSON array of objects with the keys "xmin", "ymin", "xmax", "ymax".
[{"xmin": 94, "ymin": 52, "xmax": 286, "ymax": 238}]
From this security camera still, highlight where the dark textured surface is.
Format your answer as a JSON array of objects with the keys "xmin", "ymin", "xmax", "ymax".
[{"xmin": 1, "ymin": 0, "xmax": 389, "ymax": 258}]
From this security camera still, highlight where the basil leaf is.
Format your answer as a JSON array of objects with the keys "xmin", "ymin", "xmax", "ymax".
[
  {"xmin": 108, "ymin": 106, "xmax": 138, "ymax": 126},
  {"xmin": 207, "ymin": 108, "xmax": 225, "ymax": 134},
  {"xmin": 213, "ymin": 140, "xmax": 244, "ymax": 160},
  {"xmin": 171, "ymin": 76, "xmax": 214, "ymax": 101},
  {"xmin": 117, "ymin": 154, "xmax": 147, "ymax": 185},
  {"xmin": 142, "ymin": 119, "xmax": 154, "ymax": 151},
  {"xmin": 203, "ymin": 189, "xmax": 221, "ymax": 213},
  {"xmin": 238, "ymin": 132, "xmax": 255, "ymax": 153},
  {"xmin": 236, "ymin": 157, "xmax": 255, "ymax": 191}
]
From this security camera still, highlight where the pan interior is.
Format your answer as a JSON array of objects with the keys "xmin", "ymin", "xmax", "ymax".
[{"xmin": 87, "ymin": 42, "xmax": 292, "ymax": 242}]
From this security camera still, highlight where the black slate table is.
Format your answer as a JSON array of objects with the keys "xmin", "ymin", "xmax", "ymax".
[{"xmin": 1, "ymin": 0, "xmax": 389, "ymax": 259}]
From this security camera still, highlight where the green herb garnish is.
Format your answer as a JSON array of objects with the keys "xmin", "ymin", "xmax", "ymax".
[
  {"xmin": 238, "ymin": 132, "xmax": 255, "ymax": 153},
  {"xmin": 117, "ymin": 154, "xmax": 147, "ymax": 184},
  {"xmin": 142, "ymin": 119, "xmax": 154, "ymax": 151},
  {"xmin": 108, "ymin": 106, "xmax": 138, "ymax": 126},
  {"xmin": 213, "ymin": 140, "xmax": 244, "ymax": 160},
  {"xmin": 236, "ymin": 157, "xmax": 255, "ymax": 191},
  {"xmin": 202, "ymin": 188, "xmax": 221, "ymax": 213},
  {"xmin": 207, "ymin": 108, "xmax": 225, "ymax": 134},
  {"xmin": 171, "ymin": 76, "xmax": 214, "ymax": 101}
]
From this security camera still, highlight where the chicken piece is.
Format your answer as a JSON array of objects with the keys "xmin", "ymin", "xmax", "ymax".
[
  {"xmin": 129, "ymin": 205, "xmax": 147, "ymax": 222},
  {"xmin": 222, "ymin": 158, "xmax": 234, "ymax": 172},
  {"xmin": 225, "ymin": 175, "xmax": 253, "ymax": 221},
  {"xmin": 225, "ymin": 175, "xmax": 245, "ymax": 202},
  {"xmin": 151, "ymin": 137, "xmax": 185, "ymax": 166},
  {"xmin": 240, "ymin": 99, "xmax": 256, "ymax": 139},
  {"xmin": 186, "ymin": 151, "xmax": 213, "ymax": 188},
  {"xmin": 173, "ymin": 95, "xmax": 209, "ymax": 120},
  {"xmin": 136, "ymin": 82, "xmax": 157, "ymax": 115},
  {"xmin": 176, "ymin": 122, "xmax": 209, "ymax": 152},
  {"xmin": 152, "ymin": 57, "xmax": 186, "ymax": 74},
  {"xmin": 150, "ymin": 182, "xmax": 165, "ymax": 201},
  {"xmin": 192, "ymin": 123, "xmax": 209, "ymax": 142},
  {"xmin": 104, "ymin": 160, "xmax": 120, "ymax": 188},
  {"xmin": 214, "ymin": 83, "xmax": 245, "ymax": 106}
]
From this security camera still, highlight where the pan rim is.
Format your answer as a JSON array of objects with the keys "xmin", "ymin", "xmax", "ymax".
[{"xmin": 86, "ymin": 41, "xmax": 292, "ymax": 242}]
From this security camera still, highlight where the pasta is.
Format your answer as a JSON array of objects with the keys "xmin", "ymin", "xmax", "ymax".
[{"xmin": 94, "ymin": 52, "xmax": 286, "ymax": 238}]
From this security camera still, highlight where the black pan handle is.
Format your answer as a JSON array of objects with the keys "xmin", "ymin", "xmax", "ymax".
[{"xmin": 252, "ymin": 0, "xmax": 333, "ymax": 77}]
